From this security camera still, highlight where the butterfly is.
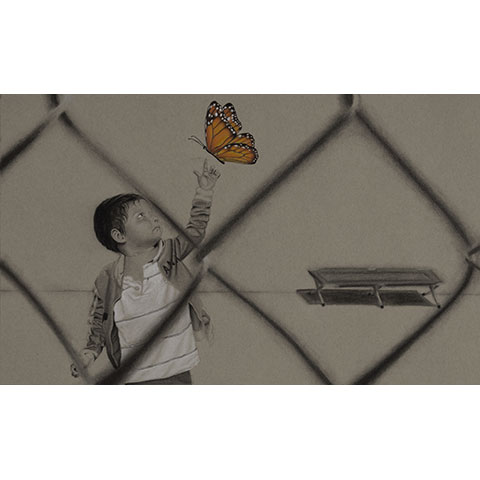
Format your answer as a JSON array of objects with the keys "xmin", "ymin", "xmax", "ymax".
[{"xmin": 189, "ymin": 101, "xmax": 258, "ymax": 165}]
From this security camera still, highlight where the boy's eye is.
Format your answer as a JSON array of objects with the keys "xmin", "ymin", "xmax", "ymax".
[{"xmin": 137, "ymin": 213, "xmax": 144, "ymax": 219}]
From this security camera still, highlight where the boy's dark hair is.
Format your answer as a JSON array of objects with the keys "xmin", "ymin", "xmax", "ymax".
[{"xmin": 94, "ymin": 193, "xmax": 144, "ymax": 252}]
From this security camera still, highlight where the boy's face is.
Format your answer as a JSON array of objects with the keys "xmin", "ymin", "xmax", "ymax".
[{"xmin": 117, "ymin": 199, "xmax": 163, "ymax": 249}]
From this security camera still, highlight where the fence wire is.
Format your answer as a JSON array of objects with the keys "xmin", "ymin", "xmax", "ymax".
[{"xmin": 0, "ymin": 94, "xmax": 477, "ymax": 385}]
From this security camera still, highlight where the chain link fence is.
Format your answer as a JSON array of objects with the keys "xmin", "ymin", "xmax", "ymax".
[{"xmin": 1, "ymin": 94, "xmax": 477, "ymax": 384}]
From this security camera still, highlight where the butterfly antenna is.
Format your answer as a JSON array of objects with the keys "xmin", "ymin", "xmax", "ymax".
[{"xmin": 188, "ymin": 136, "xmax": 206, "ymax": 149}]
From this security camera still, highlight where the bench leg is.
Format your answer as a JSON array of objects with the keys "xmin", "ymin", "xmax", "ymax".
[
  {"xmin": 312, "ymin": 278, "xmax": 326, "ymax": 306},
  {"xmin": 316, "ymin": 288, "xmax": 326, "ymax": 307},
  {"xmin": 429, "ymin": 285, "xmax": 441, "ymax": 309},
  {"xmin": 374, "ymin": 286, "xmax": 384, "ymax": 308}
]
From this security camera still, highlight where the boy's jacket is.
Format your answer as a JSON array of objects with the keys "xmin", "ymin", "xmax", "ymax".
[{"xmin": 84, "ymin": 188, "xmax": 213, "ymax": 369}]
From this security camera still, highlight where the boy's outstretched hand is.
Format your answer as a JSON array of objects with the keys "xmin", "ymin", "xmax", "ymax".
[
  {"xmin": 194, "ymin": 159, "xmax": 221, "ymax": 190},
  {"xmin": 70, "ymin": 351, "xmax": 95, "ymax": 378}
]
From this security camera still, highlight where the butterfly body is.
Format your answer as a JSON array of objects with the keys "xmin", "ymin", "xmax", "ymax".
[{"xmin": 190, "ymin": 101, "xmax": 258, "ymax": 165}]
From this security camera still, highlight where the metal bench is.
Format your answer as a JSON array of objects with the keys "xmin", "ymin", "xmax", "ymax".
[{"xmin": 297, "ymin": 267, "xmax": 442, "ymax": 308}]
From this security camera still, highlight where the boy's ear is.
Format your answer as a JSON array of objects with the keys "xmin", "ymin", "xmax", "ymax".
[{"xmin": 111, "ymin": 228, "xmax": 126, "ymax": 244}]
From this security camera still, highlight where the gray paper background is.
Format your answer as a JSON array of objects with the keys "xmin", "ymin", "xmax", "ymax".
[{"xmin": 1, "ymin": 94, "xmax": 479, "ymax": 384}]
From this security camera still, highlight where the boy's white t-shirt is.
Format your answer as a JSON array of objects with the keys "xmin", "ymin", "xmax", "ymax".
[{"xmin": 113, "ymin": 245, "xmax": 199, "ymax": 383}]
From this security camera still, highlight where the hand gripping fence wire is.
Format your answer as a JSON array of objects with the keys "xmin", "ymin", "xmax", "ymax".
[{"xmin": 0, "ymin": 94, "xmax": 477, "ymax": 384}]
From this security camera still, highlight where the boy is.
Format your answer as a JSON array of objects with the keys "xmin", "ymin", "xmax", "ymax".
[{"xmin": 71, "ymin": 160, "xmax": 220, "ymax": 384}]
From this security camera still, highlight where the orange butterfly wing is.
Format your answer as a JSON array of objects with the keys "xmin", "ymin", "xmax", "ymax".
[
  {"xmin": 205, "ymin": 101, "xmax": 236, "ymax": 154},
  {"xmin": 229, "ymin": 133, "xmax": 255, "ymax": 148},
  {"xmin": 214, "ymin": 143, "xmax": 258, "ymax": 165},
  {"xmin": 204, "ymin": 101, "xmax": 258, "ymax": 164},
  {"xmin": 222, "ymin": 103, "xmax": 242, "ymax": 134},
  {"xmin": 214, "ymin": 132, "xmax": 258, "ymax": 164}
]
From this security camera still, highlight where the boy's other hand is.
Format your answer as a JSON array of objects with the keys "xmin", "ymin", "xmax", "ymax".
[
  {"xmin": 70, "ymin": 351, "xmax": 95, "ymax": 378},
  {"xmin": 194, "ymin": 159, "xmax": 221, "ymax": 190}
]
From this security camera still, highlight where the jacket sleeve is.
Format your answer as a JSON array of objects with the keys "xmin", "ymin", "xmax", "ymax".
[
  {"xmin": 173, "ymin": 187, "xmax": 214, "ymax": 260},
  {"xmin": 82, "ymin": 284, "xmax": 106, "ymax": 359}
]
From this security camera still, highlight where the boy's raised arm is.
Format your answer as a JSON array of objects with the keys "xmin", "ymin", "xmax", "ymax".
[{"xmin": 173, "ymin": 160, "xmax": 220, "ymax": 260}]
